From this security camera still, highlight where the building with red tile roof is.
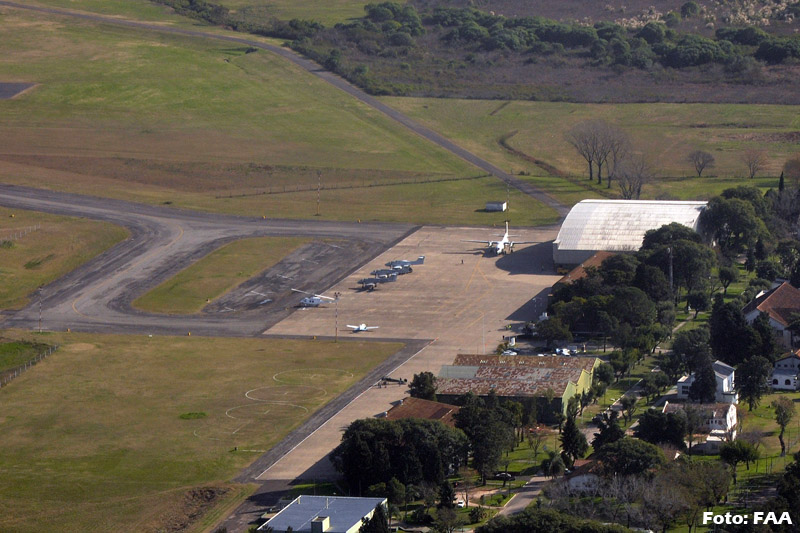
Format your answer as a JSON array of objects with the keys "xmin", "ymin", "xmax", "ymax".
[
  {"xmin": 384, "ymin": 397, "xmax": 460, "ymax": 427},
  {"xmin": 743, "ymin": 282, "xmax": 800, "ymax": 348}
]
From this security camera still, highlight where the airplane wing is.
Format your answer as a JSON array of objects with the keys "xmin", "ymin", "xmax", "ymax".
[
  {"xmin": 509, "ymin": 241, "xmax": 540, "ymax": 245},
  {"xmin": 462, "ymin": 240, "xmax": 497, "ymax": 245},
  {"xmin": 346, "ymin": 325, "xmax": 358, "ymax": 329},
  {"xmin": 365, "ymin": 326, "xmax": 379, "ymax": 330},
  {"xmin": 291, "ymin": 288, "xmax": 336, "ymax": 300}
]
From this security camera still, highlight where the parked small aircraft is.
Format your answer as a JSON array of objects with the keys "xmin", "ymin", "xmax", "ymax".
[
  {"xmin": 464, "ymin": 221, "xmax": 538, "ymax": 255},
  {"xmin": 291, "ymin": 288, "xmax": 337, "ymax": 307},
  {"xmin": 358, "ymin": 272, "xmax": 397, "ymax": 291},
  {"xmin": 385, "ymin": 256, "xmax": 425, "ymax": 268},
  {"xmin": 347, "ymin": 323, "xmax": 379, "ymax": 332},
  {"xmin": 370, "ymin": 265, "xmax": 412, "ymax": 278}
]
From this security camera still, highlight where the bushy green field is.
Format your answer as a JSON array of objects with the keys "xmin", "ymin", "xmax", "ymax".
[
  {"xmin": 0, "ymin": 207, "xmax": 129, "ymax": 309},
  {"xmin": 133, "ymin": 236, "xmax": 309, "ymax": 314},
  {"xmin": 0, "ymin": 330, "xmax": 401, "ymax": 532},
  {"xmin": 383, "ymin": 97, "xmax": 800, "ymax": 203}
]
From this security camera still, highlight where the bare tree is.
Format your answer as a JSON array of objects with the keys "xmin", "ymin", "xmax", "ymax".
[
  {"xmin": 617, "ymin": 154, "xmax": 655, "ymax": 199},
  {"xmin": 565, "ymin": 120, "xmax": 600, "ymax": 181},
  {"xmin": 687, "ymin": 150, "xmax": 715, "ymax": 177},
  {"xmin": 566, "ymin": 120, "xmax": 629, "ymax": 187},
  {"xmin": 605, "ymin": 127, "xmax": 631, "ymax": 189},
  {"xmin": 741, "ymin": 148, "xmax": 767, "ymax": 179}
]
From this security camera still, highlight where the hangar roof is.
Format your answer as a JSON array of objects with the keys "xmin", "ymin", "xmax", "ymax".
[{"xmin": 554, "ymin": 200, "xmax": 707, "ymax": 252}]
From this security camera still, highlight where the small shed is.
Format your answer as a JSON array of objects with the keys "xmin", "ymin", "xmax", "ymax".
[{"xmin": 485, "ymin": 201, "xmax": 507, "ymax": 212}]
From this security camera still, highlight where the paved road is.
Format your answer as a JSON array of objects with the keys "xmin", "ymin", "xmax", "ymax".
[
  {"xmin": 499, "ymin": 475, "xmax": 549, "ymax": 516},
  {"xmin": 0, "ymin": 184, "xmax": 414, "ymax": 336},
  {"xmin": 0, "ymin": 0, "xmax": 568, "ymax": 219}
]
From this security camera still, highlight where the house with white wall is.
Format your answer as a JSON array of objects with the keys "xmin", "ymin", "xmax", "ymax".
[
  {"xmin": 771, "ymin": 351, "xmax": 800, "ymax": 391},
  {"xmin": 675, "ymin": 360, "xmax": 737, "ymax": 404},
  {"xmin": 663, "ymin": 401, "xmax": 738, "ymax": 453}
]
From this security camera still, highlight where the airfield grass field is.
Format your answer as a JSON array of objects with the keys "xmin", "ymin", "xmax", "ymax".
[
  {"xmin": 0, "ymin": 207, "xmax": 129, "ymax": 310},
  {"xmin": 217, "ymin": 0, "xmax": 371, "ymax": 25},
  {"xmin": 383, "ymin": 97, "xmax": 800, "ymax": 202},
  {"xmin": 133, "ymin": 236, "xmax": 310, "ymax": 314},
  {"xmin": 0, "ymin": 330, "xmax": 401, "ymax": 532},
  {"xmin": 0, "ymin": 7, "xmax": 563, "ymax": 225}
]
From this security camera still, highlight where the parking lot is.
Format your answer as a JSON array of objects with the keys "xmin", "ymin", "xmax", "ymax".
[{"xmin": 260, "ymin": 225, "xmax": 561, "ymax": 482}]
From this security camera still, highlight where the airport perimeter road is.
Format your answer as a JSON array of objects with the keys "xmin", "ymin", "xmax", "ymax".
[
  {"xmin": 0, "ymin": 185, "xmax": 414, "ymax": 336},
  {"xmin": 0, "ymin": 1, "xmax": 568, "ymax": 218}
]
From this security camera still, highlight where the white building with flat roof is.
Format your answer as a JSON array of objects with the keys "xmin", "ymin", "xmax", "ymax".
[
  {"xmin": 259, "ymin": 495, "xmax": 387, "ymax": 533},
  {"xmin": 553, "ymin": 200, "xmax": 707, "ymax": 265}
]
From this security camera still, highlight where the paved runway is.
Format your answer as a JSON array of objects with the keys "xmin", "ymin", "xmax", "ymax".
[{"xmin": 0, "ymin": 185, "xmax": 415, "ymax": 336}]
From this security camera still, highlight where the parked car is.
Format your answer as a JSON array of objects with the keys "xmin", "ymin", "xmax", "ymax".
[
  {"xmin": 501, "ymin": 350, "xmax": 517, "ymax": 356},
  {"xmin": 456, "ymin": 500, "xmax": 466, "ymax": 508},
  {"xmin": 492, "ymin": 472, "xmax": 515, "ymax": 481}
]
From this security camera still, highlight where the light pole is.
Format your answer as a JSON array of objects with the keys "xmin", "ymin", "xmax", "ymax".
[
  {"xmin": 38, "ymin": 286, "xmax": 42, "ymax": 333},
  {"xmin": 334, "ymin": 292, "xmax": 341, "ymax": 342}
]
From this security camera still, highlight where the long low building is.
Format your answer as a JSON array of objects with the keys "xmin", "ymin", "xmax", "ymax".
[
  {"xmin": 437, "ymin": 354, "xmax": 599, "ymax": 416},
  {"xmin": 553, "ymin": 199, "xmax": 707, "ymax": 266}
]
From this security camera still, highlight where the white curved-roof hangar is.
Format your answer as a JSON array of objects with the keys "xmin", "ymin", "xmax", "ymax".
[{"xmin": 553, "ymin": 200, "xmax": 707, "ymax": 265}]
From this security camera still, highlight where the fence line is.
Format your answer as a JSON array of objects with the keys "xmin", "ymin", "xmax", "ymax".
[
  {"xmin": 214, "ymin": 174, "xmax": 490, "ymax": 199},
  {"xmin": 0, "ymin": 344, "xmax": 58, "ymax": 389},
  {"xmin": 0, "ymin": 223, "xmax": 42, "ymax": 243}
]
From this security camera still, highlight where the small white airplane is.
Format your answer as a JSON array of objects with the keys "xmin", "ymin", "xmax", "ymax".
[
  {"xmin": 346, "ymin": 323, "xmax": 379, "ymax": 332},
  {"xmin": 291, "ymin": 288, "xmax": 337, "ymax": 308},
  {"xmin": 386, "ymin": 256, "xmax": 425, "ymax": 268},
  {"xmin": 464, "ymin": 221, "xmax": 538, "ymax": 255}
]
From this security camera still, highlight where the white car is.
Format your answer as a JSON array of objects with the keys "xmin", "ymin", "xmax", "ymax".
[
  {"xmin": 456, "ymin": 500, "xmax": 466, "ymax": 508},
  {"xmin": 501, "ymin": 350, "xmax": 517, "ymax": 356}
]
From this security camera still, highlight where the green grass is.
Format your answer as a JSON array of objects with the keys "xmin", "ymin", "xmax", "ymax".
[
  {"xmin": 132, "ymin": 236, "xmax": 309, "ymax": 314},
  {"xmin": 381, "ymin": 97, "xmax": 800, "ymax": 205},
  {"xmin": 0, "ymin": 207, "xmax": 129, "ymax": 310},
  {"xmin": 0, "ymin": 339, "xmax": 49, "ymax": 373},
  {"xmin": 0, "ymin": 329, "xmax": 402, "ymax": 532},
  {"xmin": 0, "ymin": 7, "xmax": 550, "ymax": 225},
  {"xmin": 217, "ymin": 0, "xmax": 375, "ymax": 25}
]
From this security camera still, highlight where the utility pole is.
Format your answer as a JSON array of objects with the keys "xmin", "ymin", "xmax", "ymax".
[
  {"xmin": 667, "ymin": 246, "xmax": 674, "ymax": 301},
  {"xmin": 38, "ymin": 287, "xmax": 42, "ymax": 333},
  {"xmin": 316, "ymin": 170, "xmax": 321, "ymax": 217},
  {"xmin": 334, "ymin": 292, "xmax": 341, "ymax": 342}
]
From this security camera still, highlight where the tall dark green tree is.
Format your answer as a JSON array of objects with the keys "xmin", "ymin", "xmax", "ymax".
[
  {"xmin": 737, "ymin": 356, "xmax": 772, "ymax": 411},
  {"xmin": 635, "ymin": 408, "xmax": 687, "ymax": 448},
  {"xmin": 560, "ymin": 414, "xmax": 588, "ymax": 466},
  {"xmin": 408, "ymin": 371, "xmax": 437, "ymax": 400},
  {"xmin": 709, "ymin": 300, "xmax": 758, "ymax": 365},
  {"xmin": 591, "ymin": 411, "xmax": 625, "ymax": 449},
  {"xmin": 438, "ymin": 480, "xmax": 455, "ymax": 509},
  {"xmin": 596, "ymin": 437, "xmax": 666, "ymax": 477},
  {"xmin": 360, "ymin": 505, "xmax": 390, "ymax": 533},
  {"xmin": 688, "ymin": 356, "xmax": 717, "ymax": 403}
]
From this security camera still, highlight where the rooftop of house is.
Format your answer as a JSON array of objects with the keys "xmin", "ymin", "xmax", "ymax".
[
  {"xmin": 555, "ymin": 251, "xmax": 616, "ymax": 285},
  {"xmin": 677, "ymin": 360, "xmax": 734, "ymax": 383},
  {"xmin": 452, "ymin": 354, "xmax": 599, "ymax": 373},
  {"xmin": 385, "ymin": 397, "xmax": 460, "ymax": 426},
  {"xmin": 437, "ymin": 365, "xmax": 584, "ymax": 397},
  {"xmin": 262, "ymin": 496, "xmax": 387, "ymax": 533},
  {"xmin": 742, "ymin": 281, "xmax": 800, "ymax": 327},
  {"xmin": 775, "ymin": 350, "xmax": 800, "ymax": 365}
]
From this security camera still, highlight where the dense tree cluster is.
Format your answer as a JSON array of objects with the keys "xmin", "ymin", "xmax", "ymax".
[
  {"xmin": 330, "ymin": 418, "xmax": 468, "ymax": 492},
  {"xmin": 453, "ymin": 392, "xmax": 524, "ymax": 483}
]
